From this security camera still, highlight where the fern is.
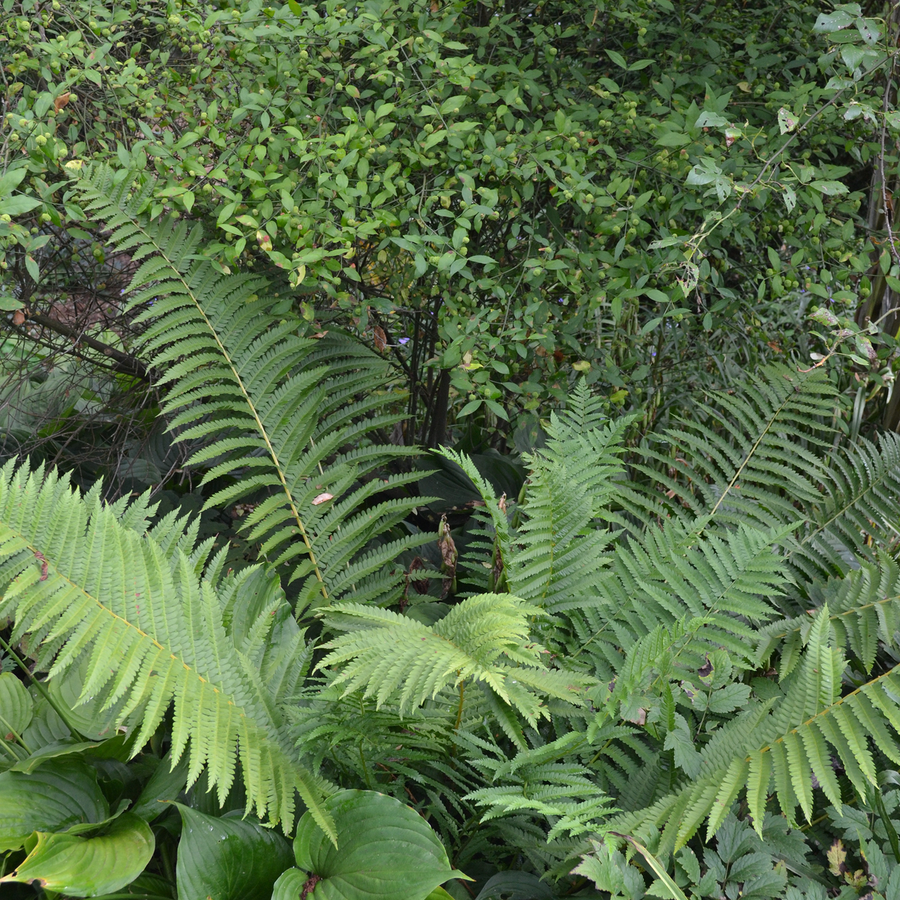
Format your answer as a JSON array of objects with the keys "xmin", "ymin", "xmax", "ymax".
[
  {"xmin": 436, "ymin": 368, "xmax": 900, "ymax": 858},
  {"xmin": 70, "ymin": 165, "xmax": 427, "ymax": 614},
  {"xmin": 317, "ymin": 594, "xmax": 595, "ymax": 726},
  {"xmin": 0, "ymin": 459, "xmax": 333, "ymax": 838},
  {"xmin": 10, "ymin": 283, "xmax": 900, "ymax": 881},
  {"xmin": 756, "ymin": 553, "xmax": 900, "ymax": 678},
  {"xmin": 608, "ymin": 603, "xmax": 900, "ymax": 851},
  {"xmin": 619, "ymin": 365, "xmax": 837, "ymax": 533},
  {"xmin": 790, "ymin": 433, "xmax": 900, "ymax": 583}
]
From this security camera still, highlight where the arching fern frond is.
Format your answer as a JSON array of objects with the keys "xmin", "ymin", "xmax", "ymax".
[
  {"xmin": 621, "ymin": 367, "xmax": 900, "ymax": 590},
  {"xmin": 588, "ymin": 519, "xmax": 796, "ymax": 683},
  {"xmin": 608, "ymin": 604, "xmax": 900, "ymax": 852},
  {"xmin": 619, "ymin": 366, "xmax": 836, "ymax": 535},
  {"xmin": 755, "ymin": 553, "xmax": 900, "ymax": 677},
  {"xmin": 69, "ymin": 165, "xmax": 427, "ymax": 614},
  {"xmin": 787, "ymin": 432, "xmax": 900, "ymax": 584},
  {"xmin": 317, "ymin": 594, "xmax": 595, "ymax": 725},
  {"xmin": 0, "ymin": 459, "xmax": 334, "ymax": 839}
]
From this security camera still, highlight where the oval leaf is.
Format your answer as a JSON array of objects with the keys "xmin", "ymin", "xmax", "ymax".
[
  {"xmin": 292, "ymin": 790, "xmax": 468, "ymax": 900},
  {"xmin": 475, "ymin": 871, "xmax": 557, "ymax": 900},
  {"xmin": 131, "ymin": 752, "xmax": 189, "ymax": 823},
  {"xmin": 1, "ymin": 813, "xmax": 153, "ymax": 896},
  {"xmin": 272, "ymin": 867, "xmax": 307, "ymax": 900},
  {"xmin": 48, "ymin": 661, "xmax": 131, "ymax": 741},
  {"xmin": 0, "ymin": 672, "xmax": 33, "ymax": 744},
  {"xmin": 810, "ymin": 180, "xmax": 849, "ymax": 196},
  {"xmin": 0, "ymin": 758, "xmax": 108, "ymax": 852},
  {"xmin": 175, "ymin": 804, "xmax": 294, "ymax": 900}
]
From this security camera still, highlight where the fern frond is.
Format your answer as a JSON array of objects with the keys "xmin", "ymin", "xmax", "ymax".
[
  {"xmin": 609, "ymin": 606, "xmax": 900, "ymax": 852},
  {"xmin": 0, "ymin": 460, "xmax": 333, "ymax": 839},
  {"xmin": 581, "ymin": 520, "xmax": 794, "ymax": 694},
  {"xmin": 70, "ymin": 166, "xmax": 427, "ymax": 613},
  {"xmin": 449, "ymin": 405, "xmax": 629, "ymax": 617},
  {"xmin": 787, "ymin": 433, "xmax": 900, "ymax": 583},
  {"xmin": 318, "ymin": 594, "xmax": 595, "ymax": 725},
  {"xmin": 621, "ymin": 366, "xmax": 836, "ymax": 534},
  {"xmin": 756, "ymin": 553, "xmax": 900, "ymax": 676}
]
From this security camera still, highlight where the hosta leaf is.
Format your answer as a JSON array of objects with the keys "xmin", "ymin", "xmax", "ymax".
[
  {"xmin": 0, "ymin": 671, "xmax": 32, "ymax": 749},
  {"xmin": 287, "ymin": 790, "xmax": 468, "ymax": 900},
  {"xmin": 175, "ymin": 804, "xmax": 293, "ymax": 900},
  {"xmin": 48, "ymin": 662, "xmax": 131, "ymax": 742},
  {"xmin": 473, "ymin": 871, "xmax": 557, "ymax": 899},
  {"xmin": 131, "ymin": 753, "xmax": 189, "ymax": 822},
  {"xmin": 0, "ymin": 757, "xmax": 108, "ymax": 852},
  {"xmin": 0, "ymin": 812, "xmax": 153, "ymax": 896}
]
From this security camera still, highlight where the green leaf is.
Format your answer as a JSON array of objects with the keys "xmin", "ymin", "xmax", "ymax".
[
  {"xmin": 288, "ymin": 790, "xmax": 468, "ymax": 900},
  {"xmin": 0, "ymin": 813, "xmax": 154, "ymax": 896},
  {"xmin": 0, "ymin": 195, "xmax": 41, "ymax": 216},
  {"xmin": 0, "ymin": 758, "xmax": 108, "ymax": 852},
  {"xmin": 0, "ymin": 672, "xmax": 32, "ymax": 743},
  {"xmin": 0, "ymin": 167, "xmax": 27, "ymax": 196},
  {"xmin": 272, "ymin": 868, "xmax": 307, "ymax": 900},
  {"xmin": 175, "ymin": 804, "xmax": 293, "ymax": 900},
  {"xmin": 440, "ymin": 95, "xmax": 468, "ymax": 115},
  {"xmin": 656, "ymin": 132, "xmax": 691, "ymax": 147},
  {"xmin": 695, "ymin": 111, "xmax": 728, "ymax": 128},
  {"xmin": 474, "ymin": 872, "xmax": 556, "ymax": 900},
  {"xmin": 47, "ymin": 661, "xmax": 129, "ymax": 742},
  {"xmin": 686, "ymin": 164, "xmax": 720, "ymax": 186},
  {"xmin": 810, "ymin": 181, "xmax": 849, "ymax": 195},
  {"xmin": 614, "ymin": 834, "xmax": 689, "ymax": 900},
  {"xmin": 131, "ymin": 753, "xmax": 189, "ymax": 822},
  {"xmin": 777, "ymin": 107, "xmax": 798, "ymax": 134},
  {"xmin": 813, "ymin": 9, "xmax": 854, "ymax": 32},
  {"xmin": 783, "ymin": 185, "xmax": 797, "ymax": 213}
]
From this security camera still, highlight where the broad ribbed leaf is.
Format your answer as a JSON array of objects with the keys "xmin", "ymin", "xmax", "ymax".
[
  {"xmin": 174, "ymin": 804, "xmax": 293, "ymax": 900},
  {"xmin": 0, "ymin": 758, "xmax": 108, "ymax": 851},
  {"xmin": 1, "ymin": 813, "xmax": 154, "ymax": 896},
  {"xmin": 286, "ymin": 790, "xmax": 467, "ymax": 900},
  {"xmin": 0, "ymin": 671, "xmax": 32, "ymax": 758}
]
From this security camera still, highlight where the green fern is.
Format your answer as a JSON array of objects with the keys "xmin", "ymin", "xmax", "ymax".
[
  {"xmin": 756, "ymin": 553, "xmax": 900, "ymax": 678},
  {"xmin": 619, "ymin": 365, "xmax": 836, "ymax": 532},
  {"xmin": 789, "ymin": 433, "xmax": 900, "ymax": 584},
  {"xmin": 0, "ymin": 459, "xmax": 333, "ymax": 838},
  {"xmin": 437, "ymin": 369, "xmax": 900, "ymax": 858},
  {"xmin": 608, "ymin": 603, "xmax": 900, "ymax": 851},
  {"xmin": 317, "ymin": 594, "xmax": 595, "ymax": 726},
  {"xmin": 70, "ymin": 165, "xmax": 427, "ymax": 615}
]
